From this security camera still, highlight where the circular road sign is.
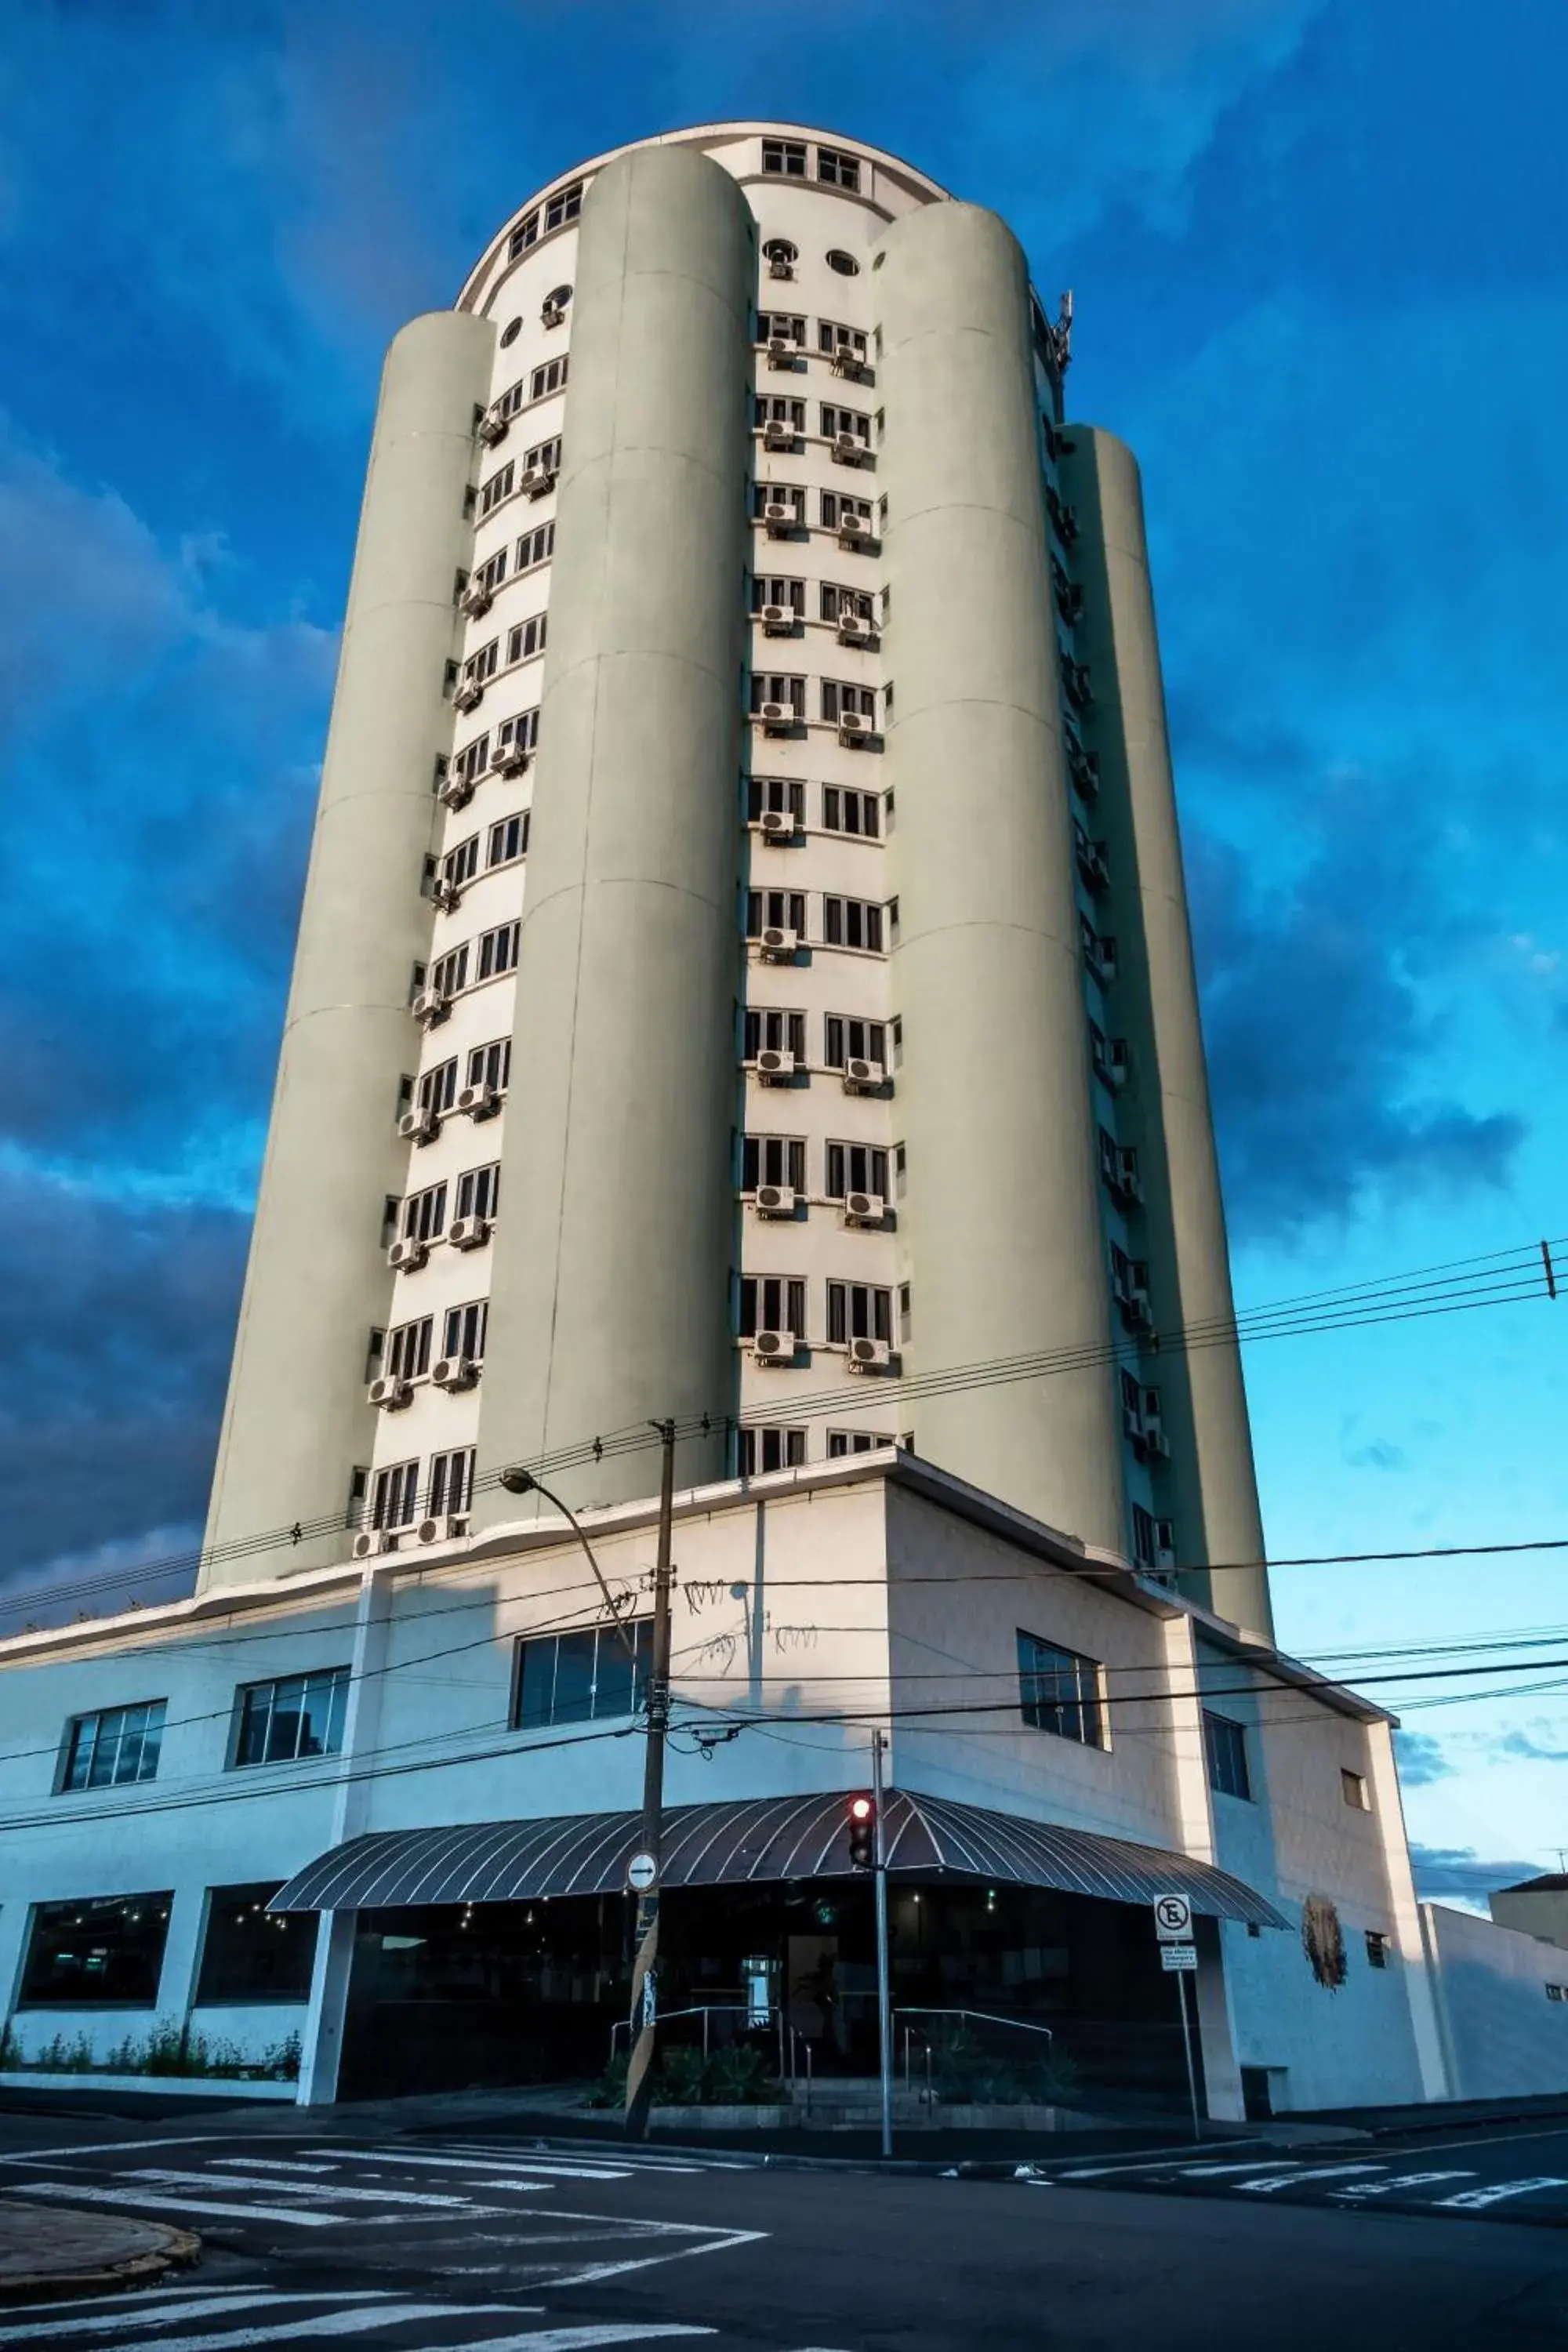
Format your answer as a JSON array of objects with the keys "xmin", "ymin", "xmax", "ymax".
[
  {"xmin": 626, "ymin": 1851, "xmax": 659, "ymax": 1894},
  {"xmin": 1154, "ymin": 1893, "xmax": 1194, "ymax": 1941}
]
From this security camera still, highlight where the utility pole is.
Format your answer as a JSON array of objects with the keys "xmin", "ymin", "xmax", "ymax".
[
  {"xmin": 872, "ymin": 1726, "xmax": 893, "ymax": 2159},
  {"xmin": 625, "ymin": 1419, "xmax": 677, "ymax": 2140}
]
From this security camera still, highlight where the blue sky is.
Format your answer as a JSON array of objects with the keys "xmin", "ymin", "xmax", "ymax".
[{"xmin": 2, "ymin": 0, "xmax": 1564, "ymax": 1899}]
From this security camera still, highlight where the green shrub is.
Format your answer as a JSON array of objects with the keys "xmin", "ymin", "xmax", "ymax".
[
  {"xmin": 702, "ymin": 2042, "xmax": 776, "ymax": 2105},
  {"xmin": 655, "ymin": 2045, "xmax": 708, "ymax": 2106}
]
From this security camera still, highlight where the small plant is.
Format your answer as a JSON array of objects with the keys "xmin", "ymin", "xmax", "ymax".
[
  {"xmin": 584, "ymin": 2051, "xmax": 630, "ymax": 2109},
  {"xmin": 702, "ymin": 2042, "xmax": 775, "ymax": 2105},
  {"xmin": 655, "ymin": 2044, "xmax": 708, "ymax": 2106}
]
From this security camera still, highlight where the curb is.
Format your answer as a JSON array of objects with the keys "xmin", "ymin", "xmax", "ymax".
[{"xmin": 0, "ymin": 2227, "xmax": 201, "ymax": 2309}]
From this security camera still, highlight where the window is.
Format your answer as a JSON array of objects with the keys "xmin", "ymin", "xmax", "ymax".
[
  {"xmin": 493, "ymin": 377, "xmax": 530, "ymax": 423},
  {"xmin": 1341, "ymin": 1768, "xmax": 1371, "ymax": 1811},
  {"xmin": 825, "ymin": 1014, "xmax": 885, "ymax": 1069},
  {"xmin": 746, "ymin": 888, "xmax": 806, "ymax": 938},
  {"xmin": 419, "ymin": 1058, "xmax": 459, "ymax": 1117},
  {"xmin": 821, "ymin": 404, "xmax": 872, "ymax": 446},
  {"xmin": 195, "ymin": 1885, "xmax": 319, "ymax": 2005},
  {"xmin": 822, "ymin": 679, "xmax": 878, "ymax": 726},
  {"xmin": 451, "ymin": 731, "xmax": 491, "ymax": 788},
  {"xmin": 523, "ymin": 433, "xmax": 562, "ymax": 480},
  {"xmin": 1131, "ymin": 1504, "xmax": 1169, "ymax": 1571},
  {"xmin": 516, "ymin": 519, "xmax": 555, "ymax": 572},
  {"xmin": 428, "ymin": 1446, "xmax": 475, "ymax": 1519},
  {"xmin": 747, "ymin": 776, "xmax": 805, "ymax": 824},
  {"xmin": 739, "ymin": 1275, "xmax": 806, "ymax": 1338},
  {"xmin": 818, "ymin": 319, "xmax": 868, "ymax": 360},
  {"xmin": 828, "ymin": 1429, "xmax": 894, "ymax": 1457},
  {"xmin": 402, "ymin": 1181, "xmax": 447, "ymax": 1243},
  {"xmin": 17, "ymin": 1893, "xmax": 173, "ymax": 2010},
  {"xmin": 750, "ymin": 672, "xmax": 806, "ymax": 717},
  {"xmin": 1203, "ymin": 1710, "xmax": 1252, "ymax": 1802},
  {"xmin": 826, "ymin": 1142, "xmax": 888, "ymax": 1200},
  {"xmin": 430, "ymin": 943, "xmax": 468, "ymax": 999},
  {"xmin": 495, "ymin": 707, "xmax": 539, "ymax": 760},
  {"xmin": 752, "ymin": 575, "xmax": 806, "ymax": 615},
  {"xmin": 506, "ymin": 612, "xmax": 547, "ymax": 665},
  {"xmin": 478, "ymin": 461, "xmax": 514, "ymax": 517},
  {"xmin": 1366, "ymin": 1931, "xmax": 1391, "ymax": 1971},
  {"xmin": 739, "ymin": 1425, "xmax": 806, "ymax": 1475},
  {"xmin": 514, "ymin": 1617, "xmax": 652, "ymax": 1730},
  {"xmin": 822, "ymin": 895, "xmax": 884, "ymax": 952},
  {"xmin": 477, "ymin": 920, "xmax": 521, "ymax": 980},
  {"xmin": 756, "ymin": 310, "xmax": 807, "ymax": 346},
  {"xmin": 60, "ymin": 1701, "xmax": 166, "ymax": 1793},
  {"xmin": 443, "ymin": 1299, "xmax": 488, "ymax": 1363},
  {"xmin": 754, "ymin": 396, "xmax": 806, "ymax": 431},
  {"xmin": 386, "ymin": 1316, "xmax": 433, "ymax": 1380},
  {"xmin": 530, "ymin": 355, "xmax": 569, "ymax": 401},
  {"xmin": 762, "ymin": 138, "xmax": 807, "ymax": 176},
  {"xmin": 754, "ymin": 483, "xmax": 806, "ymax": 529},
  {"xmin": 826, "ymin": 248, "xmax": 860, "ymax": 275},
  {"xmin": 762, "ymin": 237, "xmax": 797, "ymax": 270},
  {"xmin": 822, "ymin": 785, "xmax": 880, "ymax": 837},
  {"xmin": 467, "ymin": 1036, "xmax": 512, "ymax": 1093},
  {"xmin": 821, "ymin": 489, "xmax": 874, "ymax": 532},
  {"xmin": 442, "ymin": 834, "xmax": 479, "ymax": 889},
  {"xmin": 742, "ymin": 1134, "xmax": 806, "ymax": 1192},
  {"xmin": 744, "ymin": 1007, "xmax": 807, "ymax": 1062},
  {"xmin": 543, "ymin": 179, "xmax": 583, "ymax": 231},
  {"xmin": 463, "ymin": 637, "xmax": 499, "ymax": 686},
  {"xmin": 1549, "ymin": 1983, "xmax": 1566, "ymax": 2003},
  {"xmin": 508, "ymin": 209, "xmax": 540, "ymax": 261},
  {"xmin": 1018, "ymin": 1631, "xmax": 1105, "ymax": 1748},
  {"xmin": 816, "ymin": 147, "xmax": 861, "ymax": 191},
  {"xmin": 488, "ymin": 811, "xmax": 530, "ymax": 867},
  {"xmin": 234, "ymin": 1668, "xmax": 350, "ymax": 1768},
  {"xmin": 499, "ymin": 314, "xmax": 523, "ymax": 347},
  {"xmin": 1080, "ymin": 914, "xmax": 1116, "ymax": 978},
  {"xmin": 474, "ymin": 546, "xmax": 507, "ymax": 596},
  {"xmin": 370, "ymin": 1459, "xmax": 420, "ymax": 1533},
  {"xmin": 456, "ymin": 1163, "xmax": 500, "ymax": 1221},
  {"xmin": 821, "ymin": 583, "xmax": 877, "ymax": 627},
  {"xmin": 827, "ymin": 1281, "xmax": 892, "ymax": 1346}
]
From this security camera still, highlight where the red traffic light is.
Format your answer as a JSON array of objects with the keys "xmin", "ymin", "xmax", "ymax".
[
  {"xmin": 847, "ymin": 1792, "xmax": 877, "ymax": 1870},
  {"xmin": 848, "ymin": 1796, "xmax": 873, "ymax": 1822}
]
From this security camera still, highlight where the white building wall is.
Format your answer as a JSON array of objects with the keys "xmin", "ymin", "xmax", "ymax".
[{"xmin": 1422, "ymin": 1900, "xmax": 1568, "ymax": 2100}]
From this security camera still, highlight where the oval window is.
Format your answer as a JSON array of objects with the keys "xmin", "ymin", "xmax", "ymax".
[
  {"xmin": 544, "ymin": 284, "xmax": 572, "ymax": 315},
  {"xmin": 499, "ymin": 317, "xmax": 522, "ymax": 348},
  {"xmin": 763, "ymin": 238, "xmax": 797, "ymax": 265},
  {"xmin": 826, "ymin": 249, "xmax": 860, "ymax": 276}
]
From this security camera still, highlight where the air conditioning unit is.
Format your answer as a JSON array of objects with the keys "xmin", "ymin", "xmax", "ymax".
[
  {"xmin": 844, "ymin": 1191, "xmax": 884, "ymax": 1227},
  {"xmin": 437, "ymin": 768, "xmax": 475, "ymax": 810},
  {"xmin": 846, "ymin": 1336, "xmax": 892, "ymax": 1372},
  {"xmin": 368, "ymin": 1374, "xmax": 413, "ymax": 1410},
  {"xmin": 767, "ymin": 335, "xmax": 794, "ymax": 368},
  {"xmin": 753, "ymin": 1328, "xmax": 797, "ymax": 1365},
  {"xmin": 837, "ymin": 610, "xmax": 873, "ymax": 646},
  {"xmin": 429, "ymin": 877, "xmax": 462, "ymax": 914},
  {"xmin": 459, "ymin": 579, "xmax": 494, "ymax": 619},
  {"xmin": 399, "ymin": 1105, "xmax": 439, "ymax": 1144},
  {"xmin": 1121, "ymin": 1402, "xmax": 1145, "ymax": 1445},
  {"xmin": 542, "ymin": 301, "xmax": 566, "ymax": 328},
  {"xmin": 1116, "ymin": 1153, "xmax": 1143, "ymax": 1205},
  {"xmin": 763, "ymin": 499, "xmax": 795, "ymax": 534},
  {"xmin": 521, "ymin": 465, "xmax": 556, "ymax": 498},
  {"xmin": 763, "ymin": 419, "xmax": 795, "ymax": 452},
  {"xmin": 755, "ymin": 1184, "xmax": 797, "ymax": 1219},
  {"xmin": 1154, "ymin": 1539, "xmax": 1178, "ymax": 1577},
  {"xmin": 387, "ymin": 1236, "xmax": 428, "ymax": 1273},
  {"xmin": 760, "ymin": 807, "xmax": 797, "ymax": 840},
  {"xmin": 832, "ymin": 430, "xmax": 864, "ymax": 465},
  {"xmin": 760, "ymin": 602, "xmax": 794, "ymax": 634},
  {"xmin": 418, "ymin": 1513, "xmax": 467, "ymax": 1544},
  {"xmin": 1116, "ymin": 1277, "xmax": 1152, "ymax": 1332},
  {"xmin": 1076, "ymin": 837, "xmax": 1110, "ymax": 891},
  {"xmin": 757, "ymin": 699, "xmax": 796, "ymax": 733},
  {"xmin": 476, "ymin": 409, "xmax": 508, "ymax": 446},
  {"xmin": 352, "ymin": 1529, "xmax": 399, "ymax": 1560},
  {"xmin": 1095, "ymin": 1038, "xmax": 1129, "ymax": 1089},
  {"xmin": 755, "ymin": 1047, "xmax": 797, "ymax": 1083},
  {"xmin": 843, "ymin": 1056, "xmax": 884, "ymax": 1093},
  {"xmin": 837, "ymin": 710, "xmax": 871, "ymax": 746},
  {"xmin": 412, "ymin": 987, "xmax": 450, "ymax": 1026},
  {"xmin": 768, "ymin": 258, "xmax": 794, "ymax": 281},
  {"xmin": 495, "ymin": 739, "xmax": 530, "ymax": 775},
  {"xmin": 453, "ymin": 677, "xmax": 484, "ymax": 713},
  {"xmin": 1087, "ymin": 938, "xmax": 1117, "ymax": 985},
  {"xmin": 448, "ymin": 1214, "xmax": 492, "ymax": 1250},
  {"xmin": 1067, "ymin": 743, "xmax": 1099, "ymax": 797},
  {"xmin": 760, "ymin": 924, "xmax": 800, "ymax": 960},
  {"xmin": 1143, "ymin": 1420, "xmax": 1171, "ymax": 1461},
  {"xmin": 456, "ymin": 1080, "xmax": 499, "ymax": 1119},
  {"xmin": 431, "ymin": 1355, "xmax": 478, "ymax": 1391},
  {"xmin": 830, "ymin": 348, "xmax": 866, "ymax": 380}
]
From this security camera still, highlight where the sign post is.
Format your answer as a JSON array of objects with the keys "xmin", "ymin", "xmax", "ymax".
[{"xmin": 1154, "ymin": 1894, "xmax": 1201, "ymax": 2141}]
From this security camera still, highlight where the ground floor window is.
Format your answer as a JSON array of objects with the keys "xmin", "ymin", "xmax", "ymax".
[
  {"xmin": 17, "ymin": 1891, "xmax": 173, "ymax": 2009},
  {"xmin": 195, "ymin": 1885, "xmax": 319, "ymax": 2005}
]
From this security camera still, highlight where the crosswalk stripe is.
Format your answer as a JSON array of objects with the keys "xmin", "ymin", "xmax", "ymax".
[
  {"xmin": 77, "ymin": 2304, "xmax": 516, "ymax": 2352},
  {"xmin": 0, "ymin": 2294, "xmax": 394, "ymax": 2344},
  {"xmin": 1333, "ymin": 2172, "xmax": 1475, "ymax": 2198},
  {"xmin": 437, "ymin": 2330, "xmax": 712, "ymax": 2350},
  {"xmin": 1436, "ymin": 2175, "xmax": 1568, "ymax": 2209},
  {"xmin": 212, "ymin": 2158, "xmax": 340, "ymax": 2175},
  {"xmin": 6, "ymin": 2182, "xmax": 339, "ymax": 2228},
  {"xmin": 136, "ymin": 2168, "xmax": 492, "ymax": 2208},
  {"xmin": 1235, "ymin": 2165, "xmax": 1385, "ymax": 2194},
  {"xmin": 1177, "ymin": 2161, "xmax": 1305, "ymax": 2178},
  {"xmin": 332, "ymin": 2150, "xmax": 627, "ymax": 2183}
]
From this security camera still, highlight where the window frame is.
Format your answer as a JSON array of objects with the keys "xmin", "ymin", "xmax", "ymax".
[
  {"xmin": 1017, "ymin": 1629, "xmax": 1107, "ymax": 1749},
  {"xmin": 1202, "ymin": 1708, "xmax": 1253, "ymax": 1802},
  {"xmin": 231, "ymin": 1666, "xmax": 351, "ymax": 1770},
  {"xmin": 59, "ymin": 1700, "xmax": 167, "ymax": 1795}
]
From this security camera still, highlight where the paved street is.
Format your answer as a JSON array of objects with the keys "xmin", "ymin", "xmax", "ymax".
[{"xmin": 4, "ymin": 2111, "xmax": 1568, "ymax": 2348}]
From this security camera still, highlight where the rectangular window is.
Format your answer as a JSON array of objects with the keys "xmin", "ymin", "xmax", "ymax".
[
  {"xmin": 370, "ymin": 1458, "xmax": 421, "ymax": 1532},
  {"xmin": 494, "ymin": 378, "xmax": 529, "ymax": 423},
  {"xmin": 818, "ymin": 319, "xmax": 869, "ymax": 360},
  {"xmin": 474, "ymin": 546, "xmax": 507, "ymax": 594},
  {"xmin": 478, "ymin": 461, "xmax": 514, "ymax": 517},
  {"xmin": 821, "ymin": 583, "xmax": 877, "ymax": 626},
  {"xmin": 1203, "ymin": 1709, "xmax": 1252, "ymax": 1802},
  {"xmin": 442, "ymin": 834, "xmax": 480, "ymax": 889},
  {"xmin": 751, "ymin": 575, "xmax": 806, "ymax": 615},
  {"xmin": 1366, "ymin": 1930, "xmax": 1391, "ymax": 1970},
  {"xmin": 828, "ymin": 1428, "xmax": 894, "ymax": 1457},
  {"xmin": 743, "ymin": 1007, "xmax": 807, "ymax": 1062},
  {"xmin": 234, "ymin": 1668, "xmax": 350, "ymax": 1768},
  {"xmin": 488, "ymin": 811, "xmax": 530, "ymax": 867},
  {"xmin": 739, "ymin": 1275, "xmax": 807, "ymax": 1338},
  {"xmin": 523, "ymin": 433, "xmax": 562, "ymax": 479},
  {"xmin": 739, "ymin": 1425, "xmax": 806, "ymax": 1475},
  {"xmin": 402, "ymin": 1181, "xmax": 447, "ymax": 1243},
  {"xmin": 1018, "ymin": 1631, "xmax": 1105, "ymax": 1748},
  {"xmin": 467, "ymin": 1036, "xmax": 512, "ymax": 1093},
  {"xmin": 515, "ymin": 519, "xmax": 555, "ymax": 572},
  {"xmin": 530, "ymin": 355, "xmax": 569, "ymax": 401},
  {"xmin": 194, "ymin": 1885, "xmax": 319, "ymax": 2005},
  {"xmin": 821, "ymin": 489, "xmax": 874, "ymax": 532},
  {"xmin": 824, "ymin": 1014, "xmax": 886, "ymax": 1069},
  {"xmin": 750, "ymin": 672, "xmax": 807, "ymax": 715},
  {"xmin": 443, "ymin": 1299, "xmax": 488, "ymax": 1363},
  {"xmin": 754, "ymin": 482, "xmax": 807, "ymax": 528},
  {"xmin": 430, "ymin": 943, "xmax": 468, "ymax": 1000},
  {"xmin": 820, "ymin": 403, "xmax": 872, "ymax": 445},
  {"xmin": 822, "ymin": 786, "xmax": 880, "ymax": 837},
  {"xmin": 822, "ymin": 679, "xmax": 878, "ymax": 725},
  {"xmin": 452, "ymin": 731, "xmax": 491, "ymax": 787},
  {"xmin": 816, "ymin": 145, "xmax": 861, "ymax": 191},
  {"xmin": 826, "ymin": 1280, "xmax": 891, "ymax": 1345},
  {"xmin": 456, "ymin": 1162, "xmax": 500, "ymax": 1221},
  {"xmin": 762, "ymin": 138, "xmax": 808, "ymax": 176},
  {"xmin": 1550, "ymin": 1983, "xmax": 1566, "ymax": 2003},
  {"xmin": 543, "ymin": 178, "xmax": 583, "ymax": 231},
  {"xmin": 495, "ymin": 707, "xmax": 540, "ymax": 760},
  {"xmin": 1341, "ymin": 1768, "xmax": 1371, "ymax": 1811},
  {"xmin": 506, "ymin": 612, "xmax": 548, "ymax": 666},
  {"xmin": 386, "ymin": 1316, "xmax": 433, "ymax": 1379},
  {"xmin": 514, "ymin": 1617, "xmax": 653, "ymax": 1730},
  {"xmin": 756, "ymin": 310, "xmax": 808, "ymax": 345},
  {"xmin": 825, "ymin": 1142, "xmax": 888, "ymax": 1200},
  {"xmin": 60, "ymin": 1700, "xmax": 166, "ymax": 1794},
  {"xmin": 419, "ymin": 1058, "xmax": 459, "ymax": 1117},
  {"xmin": 754, "ymin": 395, "xmax": 807, "ymax": 430},
  {"xmin": 477, "ymin": 920, "xmax": 521, "ymax": 980},
  {"xmin": 746, "ymin": 888, "xmax": 807, "ymax": 938},
  {"xmin": 508, "ymin": 208, "xmax": 540, "ymax": 261},
  {"xmin": 746, "ymin": 777, "xmax": 805, "ymax": 824},
  {"xmin": 428, "ymin": 1446, "xmax": 476, "ymax": 1519},
  {"xmin": 741, "ymin": 1134, "xmax": 807, "ymax": 1192},
  {"xmin": 822, "ymin": 895, "xmax": 884, "ymax": 952},
  {"xmin": 462, "ymin": 638, "xmax": 499, "ymax": 687},
  {"xmin": 17, "ymin": 1892, "xmax": 174, "ymax": 2010}
]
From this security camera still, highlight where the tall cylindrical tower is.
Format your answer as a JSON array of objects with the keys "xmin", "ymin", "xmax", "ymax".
[
  {"xmin": 202, "ymin": 312, "xmax": 493, "ymax": 1585},
  {"xmin": 877, "ymin": 204, "xmax": 1124, "ymax": 1548},
  {"xmin": 473, "ymin": 147, "xmax": 753, "ymax": 1512}
]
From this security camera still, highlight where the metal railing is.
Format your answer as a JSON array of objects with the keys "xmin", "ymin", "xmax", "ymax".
[
  {"xmin": 608, "ymin": 2003, "xmax": 748, "ymax": 2063},
  {"xmin": 895, "ymin": 2006, "xmax": 1055, "ymax": 2108}
]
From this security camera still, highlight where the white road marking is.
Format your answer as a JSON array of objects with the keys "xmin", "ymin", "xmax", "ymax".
[
  {"xmin": 332, "ymin": 2148, "xmax": 628, "ymax": 2182},
  {"xmin": 5, "ymin": 2180, "xmax": 339, "ymax": 2227},
  {"xmin": 1436, "ymin": 2175, "xmax": 1568, "ymax": 2209},
  {"xmin": 1177, "ymin": 2161, "xmax": 1308, "ymax": 2178},
  {"xmin": 0, "ymin": 2292, "xmax": 392, "ymax": 2343},
  {"xmin": 1234, "ymin": 2165, "xmax": 1387, "ymax": 2194},
  {"xmin": 85, "ymin": 2305, "xmax": 518, "ymax": 2352},
  {"xmin": 444, "ymin": 2330, "xmax": 712, "ymax": 2350},
  {"xmin": 212, "ymin": 2157, "xmax": 341, "ymax": 2174},
  {"xmin": 1333, "ymin": 2171, "xmax": 1476, "ymax": 2198},
  {"xmin": 134, "ymin": 2166, "xmax": 491, "ymax": 2208},
  {"xmin": 1059, "ymin": 2150, "xmax": 1279, "ymax": 2180},
  {"xmin": 0, "ymin": 2135, "xmax": 218, "ymax": 2165}
]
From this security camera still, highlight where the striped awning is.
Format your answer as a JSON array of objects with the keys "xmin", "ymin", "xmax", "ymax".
[{"xmin": 268, "ymin": 1789, "xmax": 1285, "ymax": 1928}]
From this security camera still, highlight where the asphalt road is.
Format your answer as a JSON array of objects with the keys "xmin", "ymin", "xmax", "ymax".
[{"xmin": 2, "ymin": 2110, "xmax": 1568, "ymax": 2350}]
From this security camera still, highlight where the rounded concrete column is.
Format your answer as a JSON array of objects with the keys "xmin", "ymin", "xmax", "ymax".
[
  {"xmin": 203, "ymin": 311, "xmax": 494, "ymax": 1584},
  {"xmin": 877, "ymin": 203, "xmax": 1124, "ymax": 1551},
  {"xmin": 474, "ymin": 147, "xmax": 753, "ymax": 1515},
  {"xmin": 1060, "ymin": 428, "xmax": 1272, "ymax": 1639}
]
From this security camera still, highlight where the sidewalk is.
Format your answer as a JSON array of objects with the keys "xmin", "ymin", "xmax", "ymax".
[{"xmin": 0, "ymin": 2199, "xmax": 198, "ymax": 2306}]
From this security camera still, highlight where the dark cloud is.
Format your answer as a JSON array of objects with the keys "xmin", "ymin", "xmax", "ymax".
[
  {"xmin": 1410, "ymin": 1844, "xmax": 1538, "ymax": 1900},
  {"xmin": 1493, "ymin": 1730, "xmax": 1568, "ymax": 1766},
  {"xmin": 1395, "ymin": 1731, "xmax": 1454, "ymax": 1788}
]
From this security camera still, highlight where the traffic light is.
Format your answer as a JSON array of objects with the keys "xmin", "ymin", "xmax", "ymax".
[{"xmin": 847, "ymin": 1793, "xmax": 877, "ymax": 1871}]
